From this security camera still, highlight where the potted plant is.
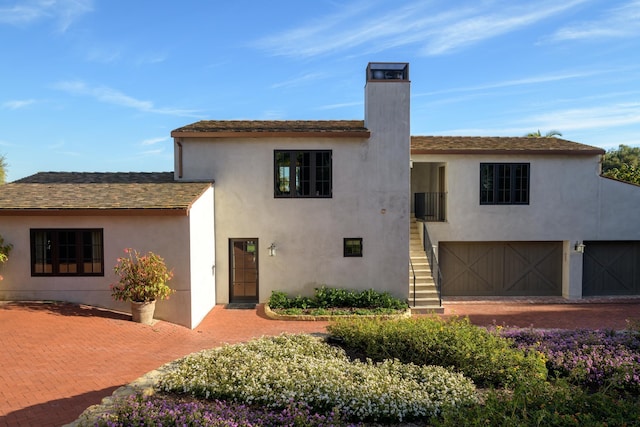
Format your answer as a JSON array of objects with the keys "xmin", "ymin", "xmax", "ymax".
[{"xmin": 110, "ymin": 248, "xmax": 174, "ymax": 324}]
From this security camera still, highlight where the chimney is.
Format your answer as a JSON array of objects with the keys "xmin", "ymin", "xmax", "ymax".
[{"xmin": 364, "ymin": 62, "xmax": 410, "ymax": 137}]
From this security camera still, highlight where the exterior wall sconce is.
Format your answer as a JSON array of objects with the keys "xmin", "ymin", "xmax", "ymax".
[
  {"xmin": 574, "ymin": 241, "xmax": 586, "ymax": 253},
  {"xmin": 268, "ymin": 243, "xmax": 277, "ymax": 257}
]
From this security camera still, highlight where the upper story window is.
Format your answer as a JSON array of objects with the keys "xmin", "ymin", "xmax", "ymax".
[
  {"xmin": 480, "ymin": 163, "xmax": 530, "ymax": 205},
  {"xmin": 274, "ymin": 150, "xmax": 332, "ymax": 198},
  {"xmin": 31, "ymin": 229, "xmax": 104, "ymax": 276}
]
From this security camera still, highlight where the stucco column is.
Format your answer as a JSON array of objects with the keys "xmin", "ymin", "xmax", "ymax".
[{"xmin": 562, "ymin": 240, "xmax": 583, "ymax": 299}]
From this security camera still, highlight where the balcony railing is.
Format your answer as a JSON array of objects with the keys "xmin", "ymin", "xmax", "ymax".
[{"xmin": 414, "ymin": 192, "xmax": 446, "ymax": 221}]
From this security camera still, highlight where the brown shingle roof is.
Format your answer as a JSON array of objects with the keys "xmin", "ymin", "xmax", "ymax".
[
  {"xmin": 411, "ymin": 136, "xmax": 605, "ymax": 155},
  {"xmin": 171, "ymin": 120, "xmax": 370, "ymax": 138},
  {"xmin": 0, "ymin": 172, "xmax": 211, "ymax": 216}
]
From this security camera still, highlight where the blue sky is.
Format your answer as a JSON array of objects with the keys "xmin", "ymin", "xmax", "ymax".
[{"xmin": 1, "ymin": 0, "xmax": 639, "ymax": 181}]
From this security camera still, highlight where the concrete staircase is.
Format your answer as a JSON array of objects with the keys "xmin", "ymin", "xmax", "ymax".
[{"xmin": 409, "ymin": 217, "xmax": 444, "ymax": 314}]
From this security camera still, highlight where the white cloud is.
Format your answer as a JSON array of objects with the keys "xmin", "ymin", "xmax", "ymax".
[
  {"xmin": 527, "ymin": 102, "xmax": 640, "ymax": 131},
  {"xmin": 2, "ymin": 99, "xmax": 37, "ymax": 110},
  {"xmin": 415, "ymin": 69, "xmax": 607, "ymax": 98},
  {"xmin": 270, "ymin": 72, "xmax": 326, "ymax": 89},
  {"xmin": 549, "ymin": 0, "xmax": 640, "ymax": 41},
  {"xmin": 140, "ymin": 148, "xmax": 165, "ymax": 156},
  {"xmin": 442, "ymin": 102, "xmax": 640, "ymax": 136},
  {"xmin": 85, "ymin": 46, "xmax": 122, "ymax": 64},
  {"xmin": 420, "ymin": 0, "xmax": 588, "ymax": 55},
  {"xmin": 141, "ymin": 137, "xmax": 169, "ymax": 146},
  {"xmin": 0, "ymin": 0, "xmax": 93, "ymax": 32},
  {"xmin": 316, "ymin": 101, "xmax": 363, "ymax": 111},
  {"xmin": 254, "ymin": 0, "xmax": 588, "ymax": 58},
  {"xmin": 136, "ymin": 52, "xmax": 169, "ymax": 66},
  {"xmin": 52, "ymin": 80, "xmax": 201, "ymax": 117},
  {"xmin": 423, "ymin": 101, "xmax": 640, "ymax": 140}
]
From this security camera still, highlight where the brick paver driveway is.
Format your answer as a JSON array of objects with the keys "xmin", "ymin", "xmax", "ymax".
[
  {"xmin": 1, "ymin": 299, "xmax": 639, "ymax": 426},
  {"xmin": 0, "ymin": 302, "xmax": 329, "ymax": 427}
]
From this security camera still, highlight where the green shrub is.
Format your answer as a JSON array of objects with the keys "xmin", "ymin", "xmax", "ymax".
[
  {"xmin": 327, "ymin": 316, "xmax": 547, "ymax": 388},
  {"xmin": 433, "ymin": 377, "xmax": 640, "ymax": 426},
  {"xmin": 158, "ymin": 334, "xmax": 476, "ymax": 423},
  {"xmin": 268, "ymin": 286, "xmax": 408, "ymax": 312},
  {"xmin": 267, "ymin": 291, "xmax": 292, "ymax": 309}
]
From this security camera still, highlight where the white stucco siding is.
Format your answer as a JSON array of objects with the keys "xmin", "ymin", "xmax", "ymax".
[
  {"xmin": 187, "ymin": 186, "xmax": 216, "ymax": 327},
  {"xmin": 412, "ymin": 152, "xmax": 640, "ymax": 299},
  {"xmin": 0, "ymin": 214, "xmax": 194, "ymax": 327},
  {"xmin": 177, "ymin": 134, "xmax": 409, "ymax": 303},
  {"xmin": 595, "ymin": 177, "xmax": 640, "ymax": 239},
  {"xmin": 414, "ymin": 153, "xmax": 607, "ymax": 245}
]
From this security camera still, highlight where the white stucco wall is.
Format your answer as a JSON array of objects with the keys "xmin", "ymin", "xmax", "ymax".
[
  {"xmin": 411, "ymin": 152, "xmax": 640, "ymax": 298},
  {"xmin": 0, "ymin": 214, "xmax": 196, "ymax": 327},
  {"xmin": 413, "ymin": 153, "xmax": 640, "ymax": 243},
  {"xmin": 187, "ymin": 186, "xmax": 216, "ymax": 327},
  {"xmin": 596, "ymin": 177, "xmax": 640, "ymax": 239},
  {"xmin": 175, "ymin": 136, "xmax": 409, "ymax": 302}
]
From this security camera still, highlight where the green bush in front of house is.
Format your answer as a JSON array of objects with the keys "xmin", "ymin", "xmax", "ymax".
[
  {"xmin": 327, "ymin": 316, "xmax": 548, "ymax": 388},
  {"xmin": 268, "ymin": 286, "xmax": 408, "ymax": 315}
]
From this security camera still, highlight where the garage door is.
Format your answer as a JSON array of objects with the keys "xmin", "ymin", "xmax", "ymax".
[
  {"xmin": 439, "ymin": 242, "xmax": 562, "ymax": 296},
  {"xmin": 583, "ymin": 241, "xmax": 640, "ymax": 296}
]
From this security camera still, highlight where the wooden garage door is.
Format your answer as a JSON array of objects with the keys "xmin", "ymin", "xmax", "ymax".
[
  {"xmin": 440, "ymin": 242, "xmax": 562, "ymax": 296},
  {"xmin": 583, "ymin": 241, "xmax": 640, "ymax": 296}
]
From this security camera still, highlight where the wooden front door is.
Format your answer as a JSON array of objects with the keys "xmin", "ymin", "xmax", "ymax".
[{"xmin": 229, "ymin": 239, "xmax": 259, "ymax": 303}]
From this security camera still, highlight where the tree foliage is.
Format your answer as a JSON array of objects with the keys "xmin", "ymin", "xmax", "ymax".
[
  {"xmin": 602, "ymin": 144, "xmax": 640, "ymax": 172},
  {"xmin": 602, "ymin": 145, "xmax": 640, "ymax": 185},
  {"xmin": 526, "ymin": 130, "xmax": 562, "ymax": 138},
  {"xmin": 603, "ymin": 163, "xmax": 640, "ymax": 185},
  {"xmin": 0, "ymin": 154, "xmax": 7, "ymax": 184}
]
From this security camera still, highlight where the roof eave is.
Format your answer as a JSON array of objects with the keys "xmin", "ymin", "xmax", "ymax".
[
  {"xmin": 171, "ymin": 130, "xmax": 371, "ymax": 138},
  {"xmin": 0, "ymin": 208, "xmax": 190, "ymax": 217},
  {"xmin": 411, "ymin": 148, "xmax": 605, "ymax": 155}
]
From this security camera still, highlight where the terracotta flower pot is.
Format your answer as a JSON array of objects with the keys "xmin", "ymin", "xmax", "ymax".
[{"xmin": 131, "ymin": 300, "xmax": 156, "ymax": 325}]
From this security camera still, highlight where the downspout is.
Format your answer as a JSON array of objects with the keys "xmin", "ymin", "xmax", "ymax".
[{"xmin": 176, "ymin": 139, "xmax": 183, "ymax": 179}]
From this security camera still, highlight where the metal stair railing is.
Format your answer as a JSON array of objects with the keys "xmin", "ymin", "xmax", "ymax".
[
  {"xmin": 409, "ymin": 259, "xmax": 416, "ymax": 307},
  {"xmin": 422, "ymin": 222, "xmax": 442, "ymax": 306}
]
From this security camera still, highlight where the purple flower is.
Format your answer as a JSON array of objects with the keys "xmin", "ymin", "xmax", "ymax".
[{"xmin": 500, "ymin": 328, "xmax": 640, "ymax": 391}]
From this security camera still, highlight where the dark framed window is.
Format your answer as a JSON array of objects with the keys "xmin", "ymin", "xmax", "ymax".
[
  {"xmin": 275, "ymin": 150, "xmax": 332, "ymax": 198},
  {"xmin": 31, "ymin": 229, "xmax": 104, "ymax": 276},
  {"xmin": 344, "ymin": 238, "xmax": 363, "ymax": 257},
  {"xmin": 480, "ymin": 163, "xmax": 530, "ymax": 205}
]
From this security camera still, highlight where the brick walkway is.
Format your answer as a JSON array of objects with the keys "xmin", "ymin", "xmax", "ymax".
[{"xmin": 1, "ymin": 299, "xmax": 639, "ymax": 426}]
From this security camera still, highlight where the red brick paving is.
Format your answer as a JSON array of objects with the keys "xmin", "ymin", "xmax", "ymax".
[
  {"xmin": 443, "ymin": 299, "xmax": 640, "ymax": 330},
  {"xmin": 1, "ymin": 299, "xmax": 639, "ymax": 426}
]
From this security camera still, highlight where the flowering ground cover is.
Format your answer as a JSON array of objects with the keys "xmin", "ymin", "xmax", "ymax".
[
  {"xmin": 156, "ymin": 334, "xmax": 476, "ymax": 424},
  {"xmin": 96, "ymin": 394, "xmax": 359, "ymax": 427},
  {"xmin": 499, "ymin": 328, "xmax": 640, "ymax": 392},
  {"xmin": 91, "ymin": 317, "xmax": 640, "ymax": 426}
]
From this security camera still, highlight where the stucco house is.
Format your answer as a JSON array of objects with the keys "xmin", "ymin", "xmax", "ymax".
[{"xmin": 0, "ymin": 62, "xmax": 639, "ymax": 328}]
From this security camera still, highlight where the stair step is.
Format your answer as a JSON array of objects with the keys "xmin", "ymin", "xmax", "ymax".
[{"xmin": 409, "ymin": 217, "xmax": 442, "ymax": 311}]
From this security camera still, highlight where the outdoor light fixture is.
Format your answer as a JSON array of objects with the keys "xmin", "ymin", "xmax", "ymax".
[
  {"xmin": 574, "ymin": 241, "xmax": 586, "ymax": 253},
  {"xmin": 268, "ymin": 242, "xmax": 277, "ymax": 257}
]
